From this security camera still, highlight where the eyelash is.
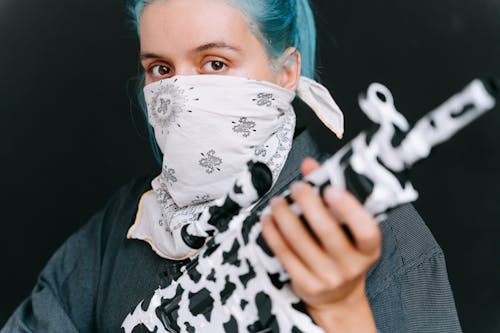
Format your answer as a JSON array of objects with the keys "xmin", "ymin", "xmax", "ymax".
[
  {"xmin": 201, "ymin": 60, "xmax": 227, "ymax": 72},
  {"xmin": 146, "ymin": 59, "xmax": 229, "ymax": 78}
]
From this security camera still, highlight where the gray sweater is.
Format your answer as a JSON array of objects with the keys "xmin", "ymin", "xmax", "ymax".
[{"xmin": 1, "ymin": 129, "xmax": 462, "ymax": 332}]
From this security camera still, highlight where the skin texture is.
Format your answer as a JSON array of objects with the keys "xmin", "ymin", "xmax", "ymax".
[
  {"xmin": 262, "ymin": 157, "xmax": 380, "ymax": 332},
  {"xmin": 139, "ymin": 1, "xmax": 381, "ymax": 331},
  {"xmin": 139, "ymin": 0, "xmax": 300, "ymax": 89}
]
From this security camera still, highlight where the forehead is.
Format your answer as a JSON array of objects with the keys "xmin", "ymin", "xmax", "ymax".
[{"xmin": 139, "ymin": 0, "xmax": 255, "ymax": 52}]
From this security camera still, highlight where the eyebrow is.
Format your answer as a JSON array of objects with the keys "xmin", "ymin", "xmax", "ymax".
[
  {"xmin": 140, "ymin": 41, "xmax": 242, "ymax": 60},
  {"xmin": 140, "ymin": 52, "xmax": 162, "ymax": 61},
  {"xmin": 191, "ymin": 42, "xmax": 242, "ymax": 53}
]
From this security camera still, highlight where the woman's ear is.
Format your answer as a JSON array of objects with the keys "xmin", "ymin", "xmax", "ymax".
[{"xmin": 276, "ymin": 48, "xmax": 301, "ymax": 91}]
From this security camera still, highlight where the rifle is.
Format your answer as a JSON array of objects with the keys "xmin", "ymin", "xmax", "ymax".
[{"xmin": 123, "ymin": 78, "xmax": 498, "ymax": 333}]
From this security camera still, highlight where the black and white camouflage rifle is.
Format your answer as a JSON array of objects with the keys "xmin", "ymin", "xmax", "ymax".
[{"xmin": 123, "ymin": 77, "xmax": 498, "ymax": 333}]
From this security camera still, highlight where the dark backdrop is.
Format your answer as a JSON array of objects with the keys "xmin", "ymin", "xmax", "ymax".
[{"xmin": 1, "ymin": 0, "xmax": 499, "ymax": 331}]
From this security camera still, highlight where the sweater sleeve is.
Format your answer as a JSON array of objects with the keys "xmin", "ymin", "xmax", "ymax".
[
  {"xmin": 367, "ymin": 204, "xmax": 462, "ymax": 333},
  {"xmin": 0, "ymin": 179, "xmax": 145, "ymax": 333}
]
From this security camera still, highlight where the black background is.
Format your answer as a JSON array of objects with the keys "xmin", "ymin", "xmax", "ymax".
[{"xmin": 1, "ymin": 0, "xmax": 499, "ymax": 331}]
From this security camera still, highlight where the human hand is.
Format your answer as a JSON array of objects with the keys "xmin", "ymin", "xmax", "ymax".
[{"xmin": 261, "ymin": 157, "xmax": 381, "ymax": 332}]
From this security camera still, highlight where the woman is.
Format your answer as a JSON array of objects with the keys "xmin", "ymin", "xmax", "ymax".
[{"xmin": 1, "ymin": 0, "xmax": 462, "ymax": 332}]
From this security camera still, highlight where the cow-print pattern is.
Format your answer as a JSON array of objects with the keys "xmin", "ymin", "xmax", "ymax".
[{"xmin": 122, "ymin": 79, "xmax": 496, "ymax": 332}]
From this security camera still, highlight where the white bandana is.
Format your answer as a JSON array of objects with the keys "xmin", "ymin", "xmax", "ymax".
[
  {"xmin": 127, "ymin": 75, "xmax": 344, "ymax": 260},
  {"xmin": 148, "ymin": 75, "xmax": 296, "ymax": 207}
]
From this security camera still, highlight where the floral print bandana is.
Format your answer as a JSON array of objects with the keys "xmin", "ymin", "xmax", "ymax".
[
  {"xmin": 127, "ymin": 75, "xmax": 344, "ymax": 259},
  {"xmin": 148, "ymin": 75, "xmax": 297, "ymax": 206}
]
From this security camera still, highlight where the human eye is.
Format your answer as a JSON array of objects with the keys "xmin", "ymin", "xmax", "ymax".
[
  {"xmin": 201, "ymin": 60, "xmax": 227, "ymax": 73},
  {"xmin": 147, "ymin": 64, "xmax": 173, "ymax": 79}
]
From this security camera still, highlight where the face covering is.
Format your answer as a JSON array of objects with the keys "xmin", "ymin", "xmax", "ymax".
[
  {"xmin": 146, "ymin": 74, "xmax": 296, "ymax": 208},
  {"xmin": 127, "ymin": 74, "xmax": 344, "ymax": 260}
]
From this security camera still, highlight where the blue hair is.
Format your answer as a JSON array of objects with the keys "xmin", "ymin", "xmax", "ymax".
[
  {"xmin": 229, "ymin": 0, "xmax": 317, "ymax": 78},
  {"xmin": 127, "ymin": 0, "xmax": 317, "ymax": 164}
]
